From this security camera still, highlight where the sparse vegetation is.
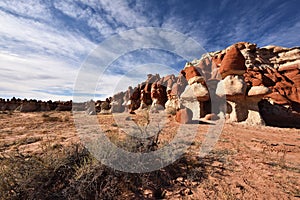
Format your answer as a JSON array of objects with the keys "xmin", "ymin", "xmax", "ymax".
[
  {"xmin": 0, "ymin": 142, "xmax": 229, "ymax": 199},
  {"xmin": 42, "ymin": 114, "xmax": 62, "ymax": 122},
  {"xmin": 0, "ymin": 112, "xmax": 299, "ymax": 199}
]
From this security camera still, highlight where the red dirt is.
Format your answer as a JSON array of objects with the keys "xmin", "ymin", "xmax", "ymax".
[{"xmin": 0, "ymin": 111, "xmax": 299, "ymax": 199}]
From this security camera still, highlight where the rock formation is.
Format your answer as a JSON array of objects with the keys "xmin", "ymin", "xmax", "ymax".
[
  {"xmin": 210, "ymin": 42, "xmax": 300, "ymax": 127},
  {"xmin": 0, "ymin": 98, "xmax": 74, "ymax": 112},
  {"xmin": 110, "ymin": 92, "xmax": 125, "ymax": 113},
  {"xmin": 115, "ymin": 42, "xmax": 300, "ymax": 127},
  {"xmin": 2, "ymin": 42, "xmax": 299, "ymax": 128}
]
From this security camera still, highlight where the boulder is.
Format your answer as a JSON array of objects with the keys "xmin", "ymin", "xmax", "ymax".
[
  {"xmin": 216, "ymin": 75, "xmax": 247, "ymax": 97},
  {"xmin": 181, "ymin": 65, "xmax": 204, "ymax": 83},
  {"xmin": 204, "ymin": 113, "xmax": 219, "ymax": 121},
  {"xmin": 212, "ymin": 51, "xmax": 224, "ymax": 67},
  {"xmin": 248, "ymin": 86, "xmax": 270, "ymax": 96},
  {"xmin": 175, "ymin": 108, "xmax": 193, "ymax": 124},
  {"xmin": 190, "ymin": 83, "xmax": 209, "ymax": 101},
  {"xmin": 219, "ymin": 46, "xmax": 246, "ymax": 78},
  {"xmin": 100, "ymin": 101, "xmax": 110, "ymax": 111}
]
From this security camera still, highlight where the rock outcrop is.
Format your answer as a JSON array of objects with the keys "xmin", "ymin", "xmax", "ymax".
[
  {"xmin": 116, "ymin": 42, "xmax": 300, "ymax": 128},
  {"xmin": 2, "ymin": 42, "xmax": 299, "ymax": 128},
  {"xmin": 0, "ymin": 98, "xmax": 80, "ymax": 113},
  {"xmin": 219, "ymin": 45, "xmax": 246, "ymax": 78},
  {"xmin": 210, "ymin": 42, "xmax": 300, "ymax": 127}
]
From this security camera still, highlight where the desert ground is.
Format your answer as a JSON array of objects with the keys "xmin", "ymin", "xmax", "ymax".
[{"xmin": 0, "ymin": 110, "xmax": 299, "ymax": 199}]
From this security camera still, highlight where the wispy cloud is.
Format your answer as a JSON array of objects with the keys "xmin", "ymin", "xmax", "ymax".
[
  {"xmin": 0, "ymin": 52, "xmax": 76, "ymax": 101},
  {"xmin": 0, "ymin": 1, "xmax": 97, "ymax": 100},
  {"xmin": 0, "ymin": 9, "xmax": 95, "ymax": 62},
  {"xmin": 0, "ymin": 0, "xmax": 299, "ymax": 101},
  {"xmin": 0, "ymin": 0, "xmax": 52, "ymax": 21}
]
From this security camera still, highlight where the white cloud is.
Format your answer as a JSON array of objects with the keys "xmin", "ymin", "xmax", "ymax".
[
  {"xmin": 1, "ymin": 0, "xmax": 299, "ymax": 102},
  {"xmin": 97, "ymin": 0, "xmax": 150, "ymax": 28},
  {"xmin": 52, "ymin": 0, "xmax": 155, "ymax": 38},
  {"xmin": 53, "ymin": 0, "xmax": 89, "ymax": 19},
  {"xmin": 0, "ymin": 52, "xmax": 77, "ymax": 101},
  {"xmin": 257, "ymin": 21, "xmax": 300, "ymax": 47},
  {"xmin": 0, "ymin": 0, "xmax": 52, "ymax": 21},
  {"xmin": 0, "ymin": 10, "xmax": 96, "ymax": 62},
  {"xmin": 53, "ymin": 0, "xmax": 115, "ymax": 37},
  {"xmin": 0, "ymin": 6, "xmax": 97, "ymax": 100}
]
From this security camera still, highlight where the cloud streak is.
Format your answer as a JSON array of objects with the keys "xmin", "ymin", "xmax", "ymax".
[
  {"xmin": 0, "ymin": 0, "xmax": 299, "ymax": 100},
  {"xmin": 0, "ymin": 52, "xmax": 77, "ymax": 101}
]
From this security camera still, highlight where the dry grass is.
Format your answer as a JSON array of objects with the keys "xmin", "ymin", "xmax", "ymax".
[
  {"xmin": 0, "ymin": 112, "xmax": 299, "ymax": 199},
  {"xmin": 0, "ymin": 139, "xmax": 226, "ymax": 199}
]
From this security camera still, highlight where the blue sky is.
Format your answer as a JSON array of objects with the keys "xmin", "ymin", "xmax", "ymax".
[{"xmin": 0, "ymin": 0, "xmax": 299, "ymax": 100}]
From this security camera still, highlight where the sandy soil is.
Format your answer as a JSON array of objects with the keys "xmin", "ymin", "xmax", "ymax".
[{"xmin": 0, "ymin": 111, "xmax": 299, "ymax": 199}]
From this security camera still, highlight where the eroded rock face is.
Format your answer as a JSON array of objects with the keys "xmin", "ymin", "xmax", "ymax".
[
  {"xmin": 150, "ymin": 82, "xmax": 167, "ymax": 111},
  {"xmin": 181, "ymin": 65, "xmax": 209, "ymax": 101},
  {"xmin": 108, "ymin": 42, "xmax": 299, "ymax": 128},
  {"xmin": 180, "ymin": 85, "xmax": 200, "ymax": 120},
  {"xmin": 211, "ymin": 42, "xmax": 300, "ymax": 127},
  {"xmin": 170, "ymin": 74, "xmax": 188, "ymax": 97},
  {"xmin": 110, "ymin": 92, "xmax": 125, "ymax": 113},
  {"xmin": 0, "ymin": 98, "xmax": 21, "ymax": 111},
  {"xmin": 123, "ymin": 86, "xmax": 133, "ymax": 112}
]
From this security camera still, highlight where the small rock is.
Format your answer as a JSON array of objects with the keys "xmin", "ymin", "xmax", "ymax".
[
  {"xmin": 180, "ymin": 188, "xmax": 193, "ymax": 196},
  {"xmin": 176, "ymin": 177, "xmax": 184, "ymax": 182}
]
